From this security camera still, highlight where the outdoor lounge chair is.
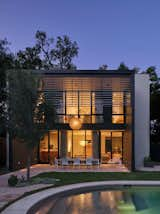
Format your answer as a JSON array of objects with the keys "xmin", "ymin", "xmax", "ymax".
[
  {"xmin": 86, "ymin": 158, "xmax": 93, "ymax": 168},
  {"xmin": 108, "ymin": 158, "xmax": 122, "ymax": 164},
  {"xmin": 93, "ymin": 159, "xmax": 100, "ymax": 168},
  {"xmin": 73, "ymin": 158, "xmax": 81, "ymax": 168},
  {"xmin": 61, "ymin": 158, "xmax": 69, "ymax": 167},
  {"xmin": 54, "ymin": 158, "xmax": 59, "ymax": 168}
]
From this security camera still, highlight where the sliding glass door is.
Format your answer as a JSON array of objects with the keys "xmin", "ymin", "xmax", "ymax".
[{"xmin": 101, "ymin": 131, "xmax": 123, "ymax": 164}]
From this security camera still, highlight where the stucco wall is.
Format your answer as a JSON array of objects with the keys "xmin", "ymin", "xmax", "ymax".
[{"xmin": 134, "ymin": 74, "xmax": 150, "ymax": 168}]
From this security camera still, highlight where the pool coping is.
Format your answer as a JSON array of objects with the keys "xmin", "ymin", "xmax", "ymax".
[{"xmin": 2, "ymin": 180, "xmax": 160, "ymax": 214}]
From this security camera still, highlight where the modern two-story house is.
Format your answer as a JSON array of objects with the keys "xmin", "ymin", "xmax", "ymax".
[
  {"xmin": 5, "ymin": 70, "xmax": 150, "ymax": 171},
  {"xmin": 37, "ymin": 70, "xmax": 149, "ymax": 170}
]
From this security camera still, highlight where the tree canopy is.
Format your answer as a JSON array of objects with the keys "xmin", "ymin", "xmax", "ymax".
[
  {"xmin": 0, "ymin": 39, "xmax": 14, "ymax": 134},
  {"xmin": 7, "ymin": 69, "xmax": 56, "ymax": 179}
]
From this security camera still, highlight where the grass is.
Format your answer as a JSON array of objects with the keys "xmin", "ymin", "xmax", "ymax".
[{"xmin": 32, "ymin": 171, "xmax": 160, "ymax": 186}]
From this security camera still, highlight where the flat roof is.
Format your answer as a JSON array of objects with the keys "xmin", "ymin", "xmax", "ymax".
[{"xmin": 33, "ymin": 69, "xmax": 135, "ymax": 76}]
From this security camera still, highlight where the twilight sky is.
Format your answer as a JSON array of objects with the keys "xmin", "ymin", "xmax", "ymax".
[{"xmin": 1, "ymin": 0, "xmax": 160, "ymax": 71}]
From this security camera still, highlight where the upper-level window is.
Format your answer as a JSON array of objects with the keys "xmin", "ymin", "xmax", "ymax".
[
  {"xmin": 112, "ymin": 92, "xmax": 124, "ymax": 124},
  {"xmin": 66, "ymin": 91, "xmax": 91, "ymax": 115},
  {"xmin": 66, "ymin": 92, "xmax": 78, "ymax": 114}
]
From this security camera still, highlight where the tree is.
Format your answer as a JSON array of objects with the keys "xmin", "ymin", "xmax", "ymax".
[
  {"xmin": 142, "ymin": 66, "xmax": 160, "ymax": 147},
  {"xmin": 35, "ymin": 31, "xmax": 79, "ymax": 69},
  {"xmin": 35, "ymin": 31, "xmax": 54, "ymax": 69},
  {"xmin": 144, "ymin": 66, "xmax": 160, "ymax": 94},
  {"xmin": 0, "ymin": 39, "xmax": 14, "ymax": 134},
  {"xmin": 54, "ymin": 35, "xmax": 78, "ymax": 69},
  {"xmin": 118, "ymin": 62, "xmax": 129, "ymax": 71},
  {"xmin": 15, "ymin": 45, "xmax": 42, "ymax": 69},
  {"xmin": 98, "ymin": 64, "xmax": 108, "ymax": 70},
  {"xmin": 8, "ymin": 69, "xmax": 56, "ymax": 180}
]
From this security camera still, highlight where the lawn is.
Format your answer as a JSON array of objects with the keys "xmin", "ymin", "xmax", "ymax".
[{"xmin": 33, "ymin": 171, "xmax": 160, "ymax": 186}]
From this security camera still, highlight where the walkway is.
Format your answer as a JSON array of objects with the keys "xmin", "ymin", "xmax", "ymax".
[{"xmin": 0, "ymin": 164, "xmax": 128, "ymax": 211}]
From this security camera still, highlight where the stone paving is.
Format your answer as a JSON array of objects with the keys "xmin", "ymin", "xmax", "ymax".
[{"xmin": 0, "ymin": 164, "xmax": 128, "ymax": 211}]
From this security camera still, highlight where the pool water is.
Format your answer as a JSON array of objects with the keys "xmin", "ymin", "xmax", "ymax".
[{"xmin": 34, "ymin": 187, "xmax": 160, "ymax": 214}]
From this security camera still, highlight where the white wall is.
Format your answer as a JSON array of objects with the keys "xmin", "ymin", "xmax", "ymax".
[{"xmin": 134, "ymin": 74, "xmax": 150, "ymax": 169}]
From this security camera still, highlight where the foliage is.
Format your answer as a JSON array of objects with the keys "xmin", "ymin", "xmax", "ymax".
[
  {"xmin": 35, "ymin": 31, "xmax": 78, "ymax": 69},
  {"xmin": 144, "ymin": 156, "xmax": 152, "ymax": 162},
  {"xmin": 142, "ymin": 67, "xmax": 160, "ymax": 145},
  {"xmin": 15, "ymin": 45, "xmax": 42, "ymax": 69},
  {"xmin": 118, "ymin": 62, "xmax": 129, "ymax": 71},
  {"xmin": 0, "ymin": 39, "xmax": 14, "ymax": 134},
  {"xmin": 13, "ymin": 31, "xmax": 79, "ymax": 70},
  {"xmin": 8, "ymin": 174, "xmax": 18, "ymax": 186},
  {"xmin": 7, "ymin": 69, "xmax": 56, "ymax": 180},
  {"xmin": 98, "ymin": 64, "xmax": 108, "ymax": 70}
]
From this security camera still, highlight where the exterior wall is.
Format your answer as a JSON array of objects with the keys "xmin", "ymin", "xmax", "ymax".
[
  {"xmin": 0, "ymin": 137, "xmax": 6, "ymax": 167},
  {"xmin": 12, "ymin": 138, "xmax": 38, "ymax": 169},
  {"xmin": 134, "ymin": 74, "xmax": 150, "ymax": 169}
]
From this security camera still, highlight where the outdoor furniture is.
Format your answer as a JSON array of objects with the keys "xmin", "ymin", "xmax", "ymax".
[
  {"xmin": 92, "ymin": 159, "xmax": 100, "ymax": 168},
  {"xmin": 108, "ymin": 157, "xmax": 122, "ymax": 164},
  {"xmin": 54, "ymin": 158, "xmax": 59, "ymax": 168},
  {"xmin": 73, "ymin": 158, "xmax": 81, "ymax": 168},
  {"xmin": 86, "ymin": 158, "xmax": 93, "ymax": 167},
  {"xmin": 61, "ymin": 158, "xmax": 69, "ymax": 167}
]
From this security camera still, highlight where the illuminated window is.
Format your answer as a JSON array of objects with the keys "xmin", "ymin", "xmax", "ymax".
[
  {"xmin": 66, "ymin": 92, "xmax": 78, "ymax": 114},
  {"xmin": 79, "ymin": 92, "xmax": 91, "ymax": 115},
  {"xmin": 112, "ymin": 92, "xmax": 124, "ymax": 124}
]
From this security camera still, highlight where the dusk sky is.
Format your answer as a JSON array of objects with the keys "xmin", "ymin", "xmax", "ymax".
[{"xmin": 1, "ymin": 0, "xmax": 160, "ymax": 71}]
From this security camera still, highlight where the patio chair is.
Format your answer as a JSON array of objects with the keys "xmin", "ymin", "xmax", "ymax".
[
  {"xmin": 61, "ymin": 158, "xmax": 69, "ymax": 167},
  {"xmin": 93, "ymin": 159, "xmax": 100, "ymax": 168},
  {"xmin": 86, "ymin": 158, "xmax": 93, "ymax": 168},
  {"xmin": 54, "ymin": 158, "xmax": 59, "ymax": 168},
  {"xmin": 73, "ymin": 158, "xmax": 80, "ymax": 168},
  {"xmin": 108, "ymin": 157, "xmax": 121, "ymax": 164}
]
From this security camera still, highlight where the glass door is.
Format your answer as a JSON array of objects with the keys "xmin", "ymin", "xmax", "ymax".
[
  {"xmin": 100, "ymin": 131, "xmax": 123, "ymax": 164},
  {"xmin": 101, "ymin": 131, "xmax": 112, "ymax": 163},
  {"xmin": 112, "ymin": 132, "xmax": 123, "ymax": 162},
  {"xmin": 39, "ymin": 134, "xmax": 49, "ymax": 163},
  {"xmin": 49, "ymin": 131, "xmax": 58, "ymax": 162},
  {"xmin": 73, "ymin": 130, "xmax": 86, "ymax": 158}
]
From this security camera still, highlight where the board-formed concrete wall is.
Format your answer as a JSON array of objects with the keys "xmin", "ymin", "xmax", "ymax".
[{"xmin": 134, "ymin": 74, "xmax": 150, "ymax": 168}]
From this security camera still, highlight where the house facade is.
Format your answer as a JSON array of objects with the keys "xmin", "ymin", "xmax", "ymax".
[
  {"xmin": 4, "ymin": 69, "xmax": 149, "ymax": 170},
  {"xmin": 38, "ymin": 70, "xmax": 149, "ymax": 170}
]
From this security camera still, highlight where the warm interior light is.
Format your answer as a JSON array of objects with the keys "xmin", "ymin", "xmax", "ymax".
[
  {"xmin": 80, "ymin": 140, "xmax": 87, "ymax": 147},
  {"xmin": 69, "ymin": 117, "xmax": 82, "ymax": 130}
]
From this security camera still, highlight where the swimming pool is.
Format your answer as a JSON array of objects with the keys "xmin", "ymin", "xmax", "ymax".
[{"xmin": 28, "ymin": 186, "xmax": 160, "ymax": 214}]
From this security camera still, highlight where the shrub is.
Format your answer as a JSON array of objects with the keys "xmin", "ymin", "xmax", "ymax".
[
  {"xmin": 144, "ymin": 156, "xmax": 152, "ymax": 162},
  {"xmin": 8, "ymin": 175, "xmax": 18, "ymax": 187},
  {"xmin": 144, "ymin": 156, "xmax": 154, "ymax": 167}
]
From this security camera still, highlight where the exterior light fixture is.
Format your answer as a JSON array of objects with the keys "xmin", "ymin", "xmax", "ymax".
[{"xmin": 69, "ymin": 117, "xmax": 82, "ymax": 130}]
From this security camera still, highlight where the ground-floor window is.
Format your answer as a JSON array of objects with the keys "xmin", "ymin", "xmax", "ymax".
[
  {"xmin": 39, "ymin": 130, "xmax": 123, "ymax": 163},
  {"xmin": 101, "ymin": 131, "xmax": 123, "ymax": 163}
]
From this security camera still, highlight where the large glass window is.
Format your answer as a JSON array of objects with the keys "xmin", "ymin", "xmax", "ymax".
[
  {"xmin": 112, "ymin": 92, "xmax": 124, "ymax": 124},
  {"xmin": 100, "ymin": 131, "xmax": 123, "ymax": 163},
  {"xmin": 86, "ymin": 130, "xmax": 93, "ymax": 158},
  {"xmin": 49, "ymin": 131, "xmax": 58, "ymax": 160},
  {"xmin": 73, "ymin": 130, "xmax": 86, "ymax": 158},
  {"xmin": 101, "ymin": 131, "xmax": 112, "ymax": 163},
  {"xmin": 59, "ymin": 130, "xmax": 93, "ymax": 159},
  {"xmin": 57, "ymin": 91, "xmax": 126, "ymax": 124},
  {"xmin": 79, "ymin": 92, "xmax": 91, "ymax": 115},
  {"xmin": 66, "ymin": 91, "xmax": 78, "ymax": 115},
  {"xmin": 39, "ymin": 134, "xmax": 48, "ymax": 162}
]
